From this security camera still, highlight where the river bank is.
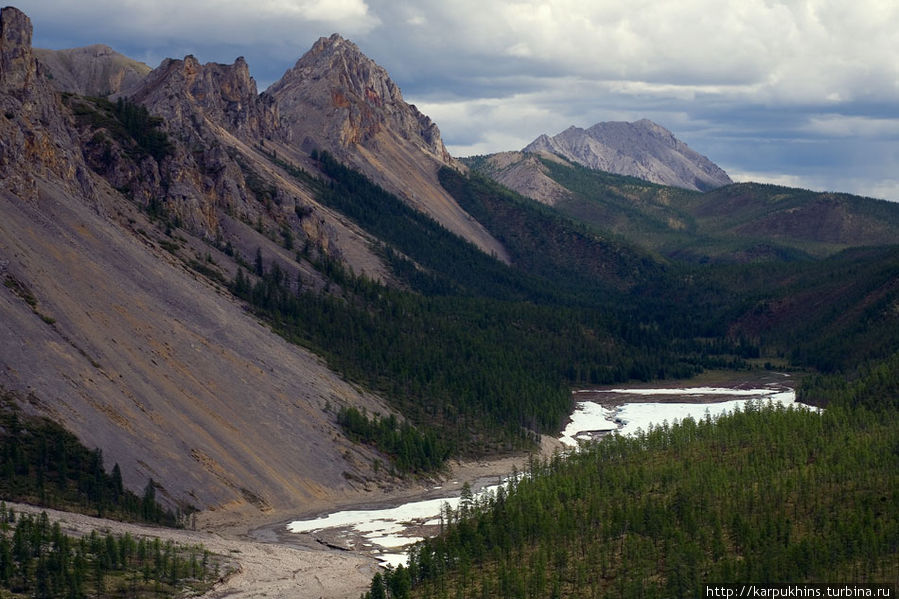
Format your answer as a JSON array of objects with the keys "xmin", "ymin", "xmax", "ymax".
[{"xmin": 6, "ymin": 372, "xmax": 800, "ymax": 599}]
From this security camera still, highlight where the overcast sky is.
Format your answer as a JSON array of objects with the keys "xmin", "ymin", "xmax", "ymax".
[{"xmin": 19, "ymin": 0, "xmax": 899, "ymax": 201}]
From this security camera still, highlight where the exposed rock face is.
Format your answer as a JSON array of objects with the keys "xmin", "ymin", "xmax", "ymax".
[
  {"xmin": 474, "ymin": 151, "xmax": 575, "ymax": 206},
  {"xmin": 93, "ymin": 55, "xmax": 284, "ymax": 237},
  {"xmin": 268, "ymin": 34, "xmax": 509, "ymax": 262},
  {"xmin": 525, "ymin": 119, "xmax": 732, "ymax": 192},
  {"xmin": 269, "ymin": 33, "xmax": 451, "ymax": 164},
  {"xmin": 0, "ymin": 7, "xmax": 94, "ymax": 203},
  {"xmin": 0, "ymin": 7, "xmax": 390, "ymax": 514},
  {"xmin": 34, "ymin": 44, "xmax": 151, "ymax": 97},
  {"xmin": 130, "ymin": 55, "xmax": 278, "ymax": 142}
]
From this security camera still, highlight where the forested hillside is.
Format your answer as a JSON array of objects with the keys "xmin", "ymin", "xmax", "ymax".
[
  {"xmin": 230, "ymin": 152, "xmax": 770, "ymax": 470},
  {"xmin": 368, "ymin": 401, "xmax": 898, "ymax": 598},
  {"xmin": 467, "ymin": 154, "xmax": 899, "ymax": 263}
]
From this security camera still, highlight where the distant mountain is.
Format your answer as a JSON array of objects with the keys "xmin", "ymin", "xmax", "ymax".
[
  {"xmin": 466, "ymin": 152, "xmax": 899, "ymax": 262},
  {"xmin": 267, "ymin": 34, "xmax": 509, "ymax": 261},
  {"xmin": 524, "ymin": 119, "xmax": 732, "ymax": 191},
  {"xmin": 34, "ymin": 44, "xmax": 151, "ymax": 97}
]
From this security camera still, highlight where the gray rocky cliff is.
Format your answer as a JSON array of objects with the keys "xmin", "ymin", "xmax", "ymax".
[
  {"xmin": 525, "ymin": 119, "xmax": 732, "ymax": 192},
  {"xmin": 0, "ymin": 6, "xmax": 94, "ymax": 203},
  {"xmin": 99, "ymin": 55, "xmax": 285, "ymax": 237}
]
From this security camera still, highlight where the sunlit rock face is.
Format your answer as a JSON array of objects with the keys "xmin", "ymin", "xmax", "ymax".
[
  {"xmin": 267, "ymin": 33, "xmax": 510, "ymax": 262},
  {"xmin": 525, "ymin": 119, "xmax": 733, "ymax": 192}
]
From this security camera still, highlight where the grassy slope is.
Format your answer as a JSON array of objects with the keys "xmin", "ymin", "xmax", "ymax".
[{"xmin": 470, "ymin": 155, "xmax": 899, "ymax": 262}]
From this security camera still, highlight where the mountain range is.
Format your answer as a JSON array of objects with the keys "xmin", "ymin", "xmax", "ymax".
[{"xmin": 2, "ymin": 3, "xmax": 899, "ymax": 526}]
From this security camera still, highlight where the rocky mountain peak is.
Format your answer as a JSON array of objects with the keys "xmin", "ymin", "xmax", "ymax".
[
  {"xmin": 128, "ymin": 54, "xmax": 277, "ymax": 141},
  {"xmin": 525, "ymin": 119, "xmax": 732, "ymax": 192},
  {"xmin": 268, "ymin": 34, "xmax": 508, "ymax": 261},
  {"xmin": 269, "ymin": 31, "xmax": 447, "ymax": 159}
]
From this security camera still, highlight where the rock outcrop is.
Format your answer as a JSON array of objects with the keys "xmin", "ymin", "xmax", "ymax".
[
  {"xmin": 34, "ymin": 44, "xmax": 151, "ymax": 97},
  {"xmin": 268, "ymin": 34, "xmax": 509, "ymax": 262},
  {"xmin": 525, "ymin": 119, "xmax": 732, "ymax": 192},
  {"xmin": 0, "ymin": 6, "xmax": 94, "ymax": 203},
  {"xmin": 129, "ymin": 55, "xmax": 278, "ymax": 142},
  {"xmin": 472, "ymin": 151, "xmax": 575, "ymax": 206},
  {"xmin": 1, "ymin": 7, "xmax": 390, "ymax": 514},
  {"xmin": 83, "ymin": 54, "xmax": 285, "ymax": 237}
]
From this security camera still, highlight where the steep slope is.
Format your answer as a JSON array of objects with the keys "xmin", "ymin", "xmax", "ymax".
[
  {"xmin": 1, "ymin": 6, "xmax": 391, "ymax": 516},
  {"xmin": 34, "ymin": 44, "xmax": 151, "ymax": 96},
  {"xmin": 0, "ymin": 6, "xmax": 94, "ymax": 205},
  {"xmin": 525, "ymin": 119, "xmax": 732, "ymax": 191},
  {"xmin": 267, "ymin": 34, "xmax": 510, "ymax": 262}
]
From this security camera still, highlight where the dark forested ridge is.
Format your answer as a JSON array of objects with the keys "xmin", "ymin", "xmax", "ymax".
[{"xmin": 231, "ymin": 154, "xmax": 760, "ymax": 469}]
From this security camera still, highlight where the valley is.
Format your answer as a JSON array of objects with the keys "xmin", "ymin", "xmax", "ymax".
[{"xmin": 1, "ymin": 5, "xmax": 897, "ymax": 598}]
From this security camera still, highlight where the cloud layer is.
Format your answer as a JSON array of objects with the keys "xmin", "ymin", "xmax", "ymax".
[{"xmin": 21, "ymin": 0, "xmax": 899, "ymax": 200}]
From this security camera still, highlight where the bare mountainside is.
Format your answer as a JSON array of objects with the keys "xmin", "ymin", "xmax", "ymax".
[
  {"xmin": 267, "ymin": 34, "xmax": 509, "ymax": 262},
  {"xmin": 467, "ymin": 151, "xmax": 577, "ymax": 206},
  {"xmin": 0, "ymin": 6, "xmax": 399, "ymax": 517},
  {"xmin": 525, "ymin": 119, "xmax": 732, "ymax": 192},
  {"xmin": 34, "ymin": 44, "xmax": 151, "ymax": 96}
]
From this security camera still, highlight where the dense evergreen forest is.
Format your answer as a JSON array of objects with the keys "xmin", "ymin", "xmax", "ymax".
[
  {"xmin": 255, "ymin": 156, "xmax": 899, "ymax": 595},
  {"xmin": 0, "ymin": 391, "xmax": 183, "ymax": 526},
  {"xmin": 232, "ymin": 151, "xmax": 899, "ymax": 478},
  {"xmin": 366, "ymin": 400, "xmax": 897, "ymax": 598},
  {"xmin": 234, "ymin": 153, "xmax": 758, "ymax": 470},
  {"xmin": 0, "ymin": 506, "xmax": 224, "ymax": 598}
]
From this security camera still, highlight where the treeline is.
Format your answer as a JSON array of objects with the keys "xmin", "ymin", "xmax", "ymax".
[
  {"xmin": 0, "ymin": 506, "xmax": 222, "ymax": 598},
  {"xmin": 0, "ymin": 392, "xmax": 182, "ymax": 526},
  {"xmin": 371, "ymin": 402, "xmax": 897, "ymax": 598},
  {"xmin": 799, "ymin": 350, "xmax": 899, "ymax": 411},
  {"xmin": 64, "ymin": 95, "xmax": 173, "ymax": 163},
  {"xmin": 337, "ymin": 407, "xmax": 449, "ymax": 475}
]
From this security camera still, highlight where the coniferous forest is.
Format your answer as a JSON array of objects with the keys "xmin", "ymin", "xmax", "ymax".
[
  {"xmin": 246, "ymin": 157, "xmax": 899, "ymax": 595},
  {"xmin": 367, "ymin": 400, "xmax": 898, "ymax": 598},
  {"xmin": 0, "ymin": 391, "xmax": 182, "ymax": 526},
  {"xmin": 0, "ymin": 506, "xmax": 224, "ymax": 598}
]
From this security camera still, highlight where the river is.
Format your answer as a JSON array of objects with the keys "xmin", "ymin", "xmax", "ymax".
[{"xmin": 283, "ymin": 376, "xmax": 806, "ymax": 568}]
